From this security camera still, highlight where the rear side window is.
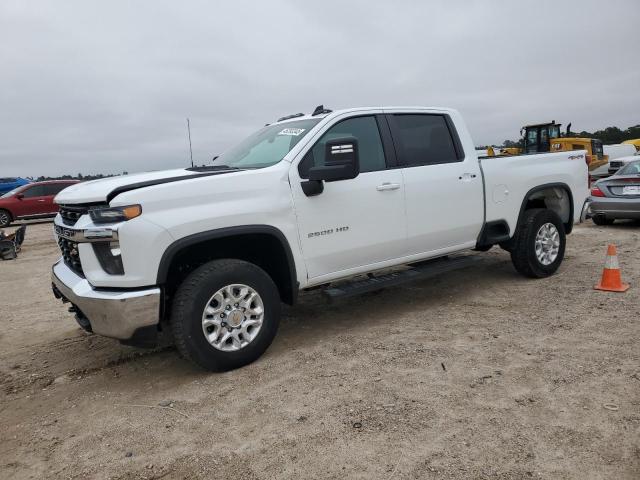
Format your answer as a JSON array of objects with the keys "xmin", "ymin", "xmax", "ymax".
[
  {"xmin": 22, "ymin": 185, "xmax": 46, "ymax": 198},
  {"xmin": 298, "ymin": 116, "xmax": 386, "ymax": 178},
  {"xmin": 43, "ymin": 183, "xmax": 72, "ymax": 196},
  {"xmin": 389, "ymin": 114, "xmax": 460, "ymax": 166}
]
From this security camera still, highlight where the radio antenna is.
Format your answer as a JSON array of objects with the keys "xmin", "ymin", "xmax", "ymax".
[{"xmin": 186, "ymin": 118, "xmax": 194, "ymax": 167}]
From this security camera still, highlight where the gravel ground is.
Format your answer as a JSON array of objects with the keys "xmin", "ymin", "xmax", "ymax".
[{"xmin": 0, "ymin": 220, "xmax": 639, "ymax": 480}]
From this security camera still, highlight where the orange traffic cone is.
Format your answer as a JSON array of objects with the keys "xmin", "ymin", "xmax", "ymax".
[{"xmin": 594, "ymin": 244, "xmax": 629, "ymax": 292}]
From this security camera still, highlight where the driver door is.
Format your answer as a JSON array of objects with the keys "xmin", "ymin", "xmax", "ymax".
[{"xmin": 289, "ymin": 114, "xmax": 407, "ymax": 283}]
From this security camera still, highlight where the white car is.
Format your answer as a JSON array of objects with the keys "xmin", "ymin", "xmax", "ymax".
[
  {"xmin": 51, "ymin": 105, "xmax": 590, "ymax": 371},
  {"xmin": 591, "ymin": 143, "xmax": 638, "ymax": 177},
  {"xmin": 608, "ymin": 151, "xmax": 640, "ymax": 175}
]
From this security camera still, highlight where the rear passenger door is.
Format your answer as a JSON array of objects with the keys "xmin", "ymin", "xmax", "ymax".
[
  {"xmin": 42, "ymin": 183, "xmax": 71, "ymax": 213},
  {"xmin": 386, "ymin": 112, "xmax": 484, "ymax": 255}
]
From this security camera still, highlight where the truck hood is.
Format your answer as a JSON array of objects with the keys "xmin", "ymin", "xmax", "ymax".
[{"xmin": 55, "ymin": 168, "xmax": 220, "ymax": 204}]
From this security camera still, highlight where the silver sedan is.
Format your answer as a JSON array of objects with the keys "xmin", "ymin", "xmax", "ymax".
[{"xmin": 589, "ymin": 159, "xmax": 640, "ymax": 225}]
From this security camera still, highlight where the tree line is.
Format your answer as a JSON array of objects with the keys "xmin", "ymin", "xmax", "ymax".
[{"xmin": 30, "ymin": 172, "xmax": 127, "ymax": 182}]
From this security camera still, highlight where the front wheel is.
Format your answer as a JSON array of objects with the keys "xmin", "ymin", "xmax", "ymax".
[
  {"xmin": 510, "ymin": 208, "xmax": 566, "ymax": 278},
  {"xmin": 171, "ymin": 259, "xmax": 281, "ymax": 371},
  {"xmin": 0, "ymin": 209, "xmax": 12, "ymax": 228}
]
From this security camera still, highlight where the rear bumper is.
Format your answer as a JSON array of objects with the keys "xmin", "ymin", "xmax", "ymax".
[
  {"xmin": 580, "ymin": 199, "xmax": 592, "ymax": 222},
  {"xmin": 589, "ymin": 196, "xmax": 640, "ymax": 219},
  {"xmin": 51, "ymin": 260, "xmax": 161, "ymax": 341}
]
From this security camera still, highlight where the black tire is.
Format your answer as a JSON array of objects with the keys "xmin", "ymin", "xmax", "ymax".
[
  {"xmin": 592, "ymin": 215, "xmax": 614, "ymax": 226},
  {"xmin": 510, "ymin": 208, "xmax": 566, "ymax": 278},
  {"xmin": 171, "ymin": 259, "xmax": 281, "ymax": 371},
  {"xmin": 0, "ymin": 209, "xmax": 12, "ymax": 228}
]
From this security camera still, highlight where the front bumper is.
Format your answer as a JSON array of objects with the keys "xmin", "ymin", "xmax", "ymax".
[
  {"xmin": 52, "ymin": 260, "xmax": 161, "ymax": 341},
  {"xmin": 589, "ymin": 196, "xmax": 640, "ymax": 219}
]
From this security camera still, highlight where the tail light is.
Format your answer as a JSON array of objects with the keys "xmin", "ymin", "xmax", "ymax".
[
  {"xmin": 590, "ymin": 185, "xmax": 605, "ymax": 197},
  {"xmin": 585, "ymin": 155, "xmax": 592, "ymax": 188}
]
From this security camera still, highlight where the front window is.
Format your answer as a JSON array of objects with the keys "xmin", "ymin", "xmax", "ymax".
[
  {"xmin": 21, "ymin": 185, "xmax": 46, "ymax": 198},
  {"xmin": 526, "ymin": 128, "xmax": 539, "ymax": 152},
  {"xmin": 298, "ymin": 116, "xmax": 387, "ymax": 177},
  {"xmin": 211, "ymin": 119, "xmax": 320, "ymax": 170}
]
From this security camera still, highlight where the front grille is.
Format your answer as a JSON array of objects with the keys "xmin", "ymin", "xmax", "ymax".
[
  {"xmin": 58, "ymin": 204, "xmax": 90, "ymax": 226},
  {"xmin": 58, "ymin": 237, "xmax": 84, "ymax": 276}
]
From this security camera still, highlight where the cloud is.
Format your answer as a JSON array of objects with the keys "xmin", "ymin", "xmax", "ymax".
[{"xmin": 1, "ymin": 0, "xmax": 638, "ymax": 177}]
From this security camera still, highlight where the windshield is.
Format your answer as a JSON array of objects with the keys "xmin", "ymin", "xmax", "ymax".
[
  {"xmin": 0, "ymin": 187, "xmax": 23, "ymax": 198},
  {"xmin": 618, "ymin": 161, "xmax": 640, "ymax": 175},
  {"xmin": 211, "ymin": 119, "xmax": 320, "ymax": 169}
]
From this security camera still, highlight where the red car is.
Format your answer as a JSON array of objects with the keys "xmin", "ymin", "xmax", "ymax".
[{"xmin": 0, "ymin": 180, "xmax": 79, "ymax": 227}]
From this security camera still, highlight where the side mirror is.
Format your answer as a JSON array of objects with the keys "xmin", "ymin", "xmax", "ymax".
[
  {"xmin": 16, "ymin": 193, "xmax": 24, "ymax": 200},
  {"xmin": 301, "ymin": 137, "xmax": 360, "ymax": 197}
]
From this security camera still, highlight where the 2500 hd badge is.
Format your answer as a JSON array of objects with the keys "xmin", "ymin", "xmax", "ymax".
[{"xmin": 307, "ymin": 226, "xmax": 349, "ymax": 238}]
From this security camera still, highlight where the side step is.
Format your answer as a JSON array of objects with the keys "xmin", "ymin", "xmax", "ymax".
[{"xmin": 323, "ymin": 255, "xmax": 483, "ymax": 301}]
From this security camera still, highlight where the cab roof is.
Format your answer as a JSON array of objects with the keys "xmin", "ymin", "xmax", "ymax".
[
  {"xmin": 523, "ymin": 121, "xmax": 562, "ymax": 128},
  {"xmin": 272, "ymin": 105, "xmax": 456, "ymax": 124}
]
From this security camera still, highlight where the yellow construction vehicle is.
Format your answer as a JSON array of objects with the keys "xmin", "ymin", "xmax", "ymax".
[
  {"xmin": 486, "ymin": 121, "xmax": 608, "ymax": 171},
  {"xmin": 485, "ymin": 146, "xmax": 522, "ymax": 156},
  {"xmin": 622, "ymin": 139, "xmax": 640, "ymax": 151},
  {"xmin": 522, "ymin": 121, "xmax": 608, "ymax": 172}
]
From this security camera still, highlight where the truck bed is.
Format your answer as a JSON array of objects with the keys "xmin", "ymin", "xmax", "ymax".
[{"xmin": 479, "ymin": 151, "xmax": 590, "ymax": 235}]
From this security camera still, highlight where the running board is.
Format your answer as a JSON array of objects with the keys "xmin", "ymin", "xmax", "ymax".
[{"xmin": 323, "ymin": 255, "xmax": 483, "ymax": 301}]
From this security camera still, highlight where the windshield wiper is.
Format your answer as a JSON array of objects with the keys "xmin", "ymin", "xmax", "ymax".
[{"xmin": 186, "ymin": 165, "xmax": 243, "ymax": 172}]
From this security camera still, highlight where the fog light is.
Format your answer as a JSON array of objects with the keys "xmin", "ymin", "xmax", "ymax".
[{"xmin": 93, "ymin": 241, "xmax": 124, "ymax": 275}]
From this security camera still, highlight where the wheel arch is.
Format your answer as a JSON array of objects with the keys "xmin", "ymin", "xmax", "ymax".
[
  {"xmin": 516, "ymin": 182, "xmax": 574, "ymax": 234},
  {"xmin": 157, "ymin": 225, "xmax": 298, "ymax": 306},
  {"xmin": 0, "ymin": 208, "xmax": 14, "ymax": 223}
]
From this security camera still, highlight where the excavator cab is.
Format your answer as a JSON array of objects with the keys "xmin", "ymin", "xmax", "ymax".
[{"xmin": 522, "ymin": 121, "xmax": 562, "ymax": 154}]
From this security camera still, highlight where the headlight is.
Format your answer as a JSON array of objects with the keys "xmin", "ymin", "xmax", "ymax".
[{"xmin": 89, "ymin": 205, "xmax": 142, "ymax": 224}]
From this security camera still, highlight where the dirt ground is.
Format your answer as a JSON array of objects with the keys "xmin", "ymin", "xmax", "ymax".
[{"xmin": 0, "ymin": 220, "xmax": 638, "ymax": 480}]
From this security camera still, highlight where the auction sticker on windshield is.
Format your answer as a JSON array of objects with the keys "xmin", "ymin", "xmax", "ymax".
[{"xmin": 278, "ymin": 128, "xmax": 305, "ymax": 136}]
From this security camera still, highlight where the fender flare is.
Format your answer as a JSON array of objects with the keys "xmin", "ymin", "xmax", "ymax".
[
  {"xmin": 156, "ymin": 225, "xmax": 298, "ymax": 303},
  {"xmin": 516, "ymin": 182, "xmax": 574, "ymax": 234}
]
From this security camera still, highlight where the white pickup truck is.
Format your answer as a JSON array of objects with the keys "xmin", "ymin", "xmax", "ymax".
[{"xmin": 52, "ymin": 106, "xmax": 590, "ymax": 371}]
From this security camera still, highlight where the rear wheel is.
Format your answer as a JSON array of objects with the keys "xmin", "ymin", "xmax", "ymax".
[
  {"xmin": 0, "ymin": 209, "xmax": 11, "ymax": 228},
  {"xmin": 171, "ymin": 259, "xmax": 280, "ymax": 371},
  {"xmin": 592, "ymin": 215, "xmax": 614, "ymax": 226},
  {"xmin": 510, "ymin": 208, "xmax": 566, "ymax": 278}
]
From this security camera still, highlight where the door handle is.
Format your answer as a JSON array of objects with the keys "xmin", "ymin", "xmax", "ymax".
[
  {"xmin": 37, "ymin": 199, "xmax": 46, "ymax": 202},
  {"xmin": 376, "ymin": 182, "xmax": 400, "ymax": 191},
  {"xmin": 458, "ymin": 173, "xmax": 477, "ymax": 181}
]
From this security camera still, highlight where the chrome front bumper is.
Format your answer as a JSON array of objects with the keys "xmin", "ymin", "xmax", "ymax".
[{"xmin": 51, "ymin": 260, "xmax": 161, "ymax": 340}]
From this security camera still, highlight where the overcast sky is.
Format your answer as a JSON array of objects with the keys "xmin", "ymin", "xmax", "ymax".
[{"xmin": 1, "ymin": 0, "xmax": 638, "ymax": 177}]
